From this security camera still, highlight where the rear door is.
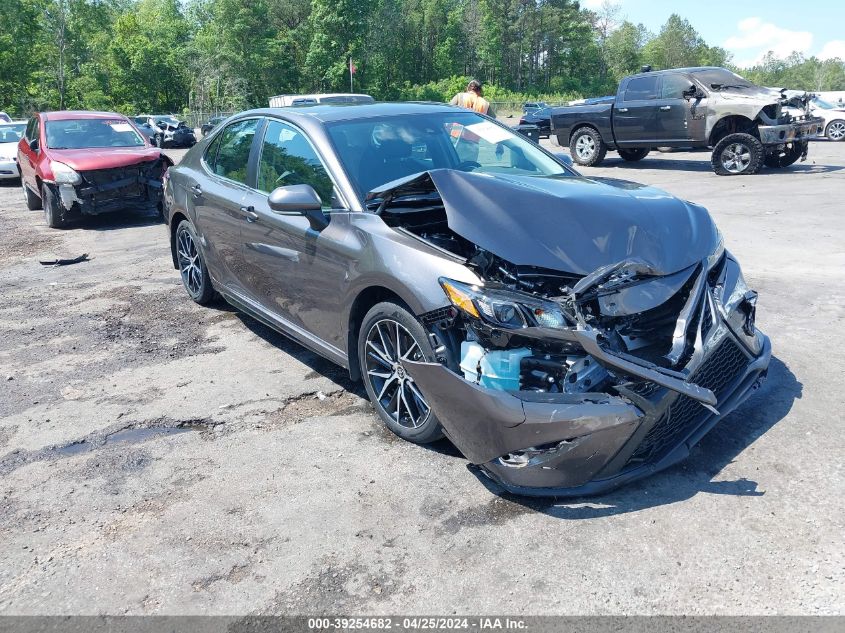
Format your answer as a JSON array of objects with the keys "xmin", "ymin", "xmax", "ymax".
[
  {"xmin": 188, "ymin": 117, "xmax": 261, "ymax": 294},
  {"xmin": 612, "ymin": 76, "xmax": 660, "ymax": 146}
]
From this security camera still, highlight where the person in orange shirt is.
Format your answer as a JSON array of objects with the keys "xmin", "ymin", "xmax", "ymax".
[{"xmin": 450, "ymin": 80, "xmax": 496, "ymax": 118}]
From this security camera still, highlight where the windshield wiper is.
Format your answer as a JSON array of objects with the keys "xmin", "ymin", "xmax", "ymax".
[{"xmin": 711, "ymin": 83, "xmax": 750, "ymax": 90}]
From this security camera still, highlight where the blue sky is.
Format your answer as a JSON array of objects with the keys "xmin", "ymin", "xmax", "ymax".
[{"xmin": 583, "ymin": 0, "xmax": 845, "ymax": 67}]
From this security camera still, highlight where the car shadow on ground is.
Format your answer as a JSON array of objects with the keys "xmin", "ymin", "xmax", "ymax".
[
  {"xmin": 471, "ymin": 355, "xmax": 801, "ymax": 517},
  {"xmin": 231, "ymin": 308, "xmax": 367, "ymax": 398},
  {"xmin": 597, "ymin": 157, "xmax": 845, "ymax": 175},
  {"xmin": 73, "ymin": 211, "xmax": 164, "ymax": 231}
]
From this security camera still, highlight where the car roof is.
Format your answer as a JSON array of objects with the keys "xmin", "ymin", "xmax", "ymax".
[
  {"xmin": 631, "ymin": 66, "xmax": 730, "ymax": 78},
  {"xmin": 240, "ymin": 102, "xmax": 459, "ymax": 124},
  {"xmin": 0, "ymin": 120, "xmax": 27, "ymax": 125},
  {"xmin": 42, "ymin": 110, "xmax": 128, "ymax": 121}
]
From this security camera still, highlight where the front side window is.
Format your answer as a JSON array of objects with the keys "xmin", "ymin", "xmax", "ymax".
[
  {"xmin": 45, "ymin": 118, "xmax": 145, "ymax": 149},
  {"xmin": 257, "ymin": 119, "xmax": 337, "ymax": 206},
  {"xmin": 212, "ymin": 118, "xmax": 259, "ymax": 184},
  {"xmin": 327, "ymin": 111, "xmax": 569, "ymax": 197},
  {"xmin": 660, "ymin": 74, "xmax": 693, "ymax": 99},
  {"xmin": 624, "ymin": 76, "xmax": 659, "ymax": 101}
]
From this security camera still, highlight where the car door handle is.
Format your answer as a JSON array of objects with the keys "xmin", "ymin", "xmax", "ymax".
[
  {"xmin": 659, "ymin": 106, "xmax": 671, "ymax": 111},
  {"xmin": 241, "ymin": 206, "xmax": 258, "ymax": 222},
  {"xmin": 617, "ymin": 107, "xmax": 629, "ymax": 113},
  {"xmin": 189, "ymin": 183, "xmax": 202, "ymax": 197}
]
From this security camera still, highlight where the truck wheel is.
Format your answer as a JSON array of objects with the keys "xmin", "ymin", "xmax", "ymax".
[
  {"xmin": 764, "ymin": 141, "xmax": 806, "ymax": 168},
  {"xmin": 41, "ymin": 184, "xmax": 66, "ymax": 228},
  {"xmin": 569, "ymin": 127, "xmax": 607, "ymax": 167},
  {"xmin": 22, "ymin": 179, "xmax": 42, "ymax": 210},
  {"xmin": 618, "ymin": 148, "xmax": 650, "ymax": 162},
  {"xmin": 711, "ymin": 133, "xmax": 764, "ymax": 176},
  {"xmin": 825, "ymin": 119, "xmax": 845, "ymax": 141}
]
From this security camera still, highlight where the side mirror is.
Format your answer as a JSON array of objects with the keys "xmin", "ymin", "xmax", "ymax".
[
  {"xmin": 268, "ymin": 184, "xmax": 328, "ymax": 231},
  {"xmin": 29, "ymin": 139, "xmax": 39, "ymax": 152},
  {"xmin": 555, "ymin": 152, "xmax": 574, "ymax": 167}
]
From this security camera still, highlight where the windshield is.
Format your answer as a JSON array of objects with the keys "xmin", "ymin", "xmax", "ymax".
[
  {"xmin": 154, "ymin": 116, "xmax": 181, "ymax": 127},
  {"xmin": 46, "ymin": 118, "xmax": 145, "ymax": 149},
  {"xmin": 690, "ymin": 68, "xmax": 755, "ymax": 89},
  {"xmin": 327, "ymin": 111, "xmax": 570, "ymax": 196},
  {"xmin": 0, "ymin": 123, "xmax": 26, "ymax": 143},
  {"xmin": 812, "ymin": 97, "xmax": 835, "ymax": 109}
]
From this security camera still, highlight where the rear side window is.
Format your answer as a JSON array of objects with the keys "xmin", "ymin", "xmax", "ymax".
[
  {"xmin": 624, "ymin": 76, "xmax": 659, "ymax": 101},
  {"xmin": 660, "ymin": 74, "xmax": 692, "ymax": 99},
  {"xmin": 209, "ymin": 119, "xmax": 259, "ymax": 184}
]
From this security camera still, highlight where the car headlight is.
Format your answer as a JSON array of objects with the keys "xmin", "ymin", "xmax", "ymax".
[
  {"xmin": 50, "ymin": 161, "xmax": 82, "ymax": 185},
  {"xmin": 439, "ymin": 278, "xmax": 568, "ymax": 329},
  {"xmin": 707, "ymin": 230, "xmax": 725, "ymax": 270}
]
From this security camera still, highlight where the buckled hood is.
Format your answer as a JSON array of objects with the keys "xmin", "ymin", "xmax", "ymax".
[{"xmin": 371, "ymin": 170, "xmax": 721, "ymax": 277}]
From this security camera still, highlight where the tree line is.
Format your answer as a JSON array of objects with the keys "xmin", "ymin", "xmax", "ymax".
[{"xmin": 2, "ymin": 0, "xmax": 844, "ymax": 117}]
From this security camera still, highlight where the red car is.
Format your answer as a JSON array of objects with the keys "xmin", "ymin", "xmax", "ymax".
[{"xmin": 17, "ymin": 110, "xmax": 171, "ymax": 228}]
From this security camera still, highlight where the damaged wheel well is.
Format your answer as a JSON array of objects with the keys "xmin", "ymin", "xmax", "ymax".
[
  {"xmin": 169, "ymin": 211, "xmax": 188, "ymax": 269},
  {"xmin": 347, "ymin": 286, "xmax": 407, "ymax": 382},
  {"xmin": 709, "ymin": 115, "xmax": 757, "ymax": 146}
]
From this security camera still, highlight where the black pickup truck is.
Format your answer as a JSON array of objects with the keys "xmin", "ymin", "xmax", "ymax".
[{"xmin": 550, "ymin": 67, "xmax": 825, "ymax": 175}]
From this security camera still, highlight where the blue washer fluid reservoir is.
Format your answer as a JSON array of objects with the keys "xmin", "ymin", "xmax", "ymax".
[{"xmin": 459, "ymin": 341, "xmax": 532, "ymax": 391}]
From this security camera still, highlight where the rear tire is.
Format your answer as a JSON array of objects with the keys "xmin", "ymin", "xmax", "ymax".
[
  {"xmin": 825, "ymin": 119, "xmax": 845, "ymax": 141},
  {"xmin": 22, "ymin": 179, "xmax": 42, "ymax": 210},
  {"xmin": 41, "ymin": 184, "xmax": 66, "ymax": 228},
  {"xmin": 175, "ymin": 220, "xmax": 215, "ymax": 305},
  {"xmin": 618, "ymin": 148, "xmax": 650, "ymax": 162},
  {"xmin": 569, "ymin": 127, "xmax": 607, "ymax": 167},
  {"xmin": 764, "ymin": 141, "xmax": 806, "ymax": 168},
  {"xmin": 711, "ymin": 133, "xmax": 764, "ymax": 176},
  {"xmin": 358, "ymin": 301, "xmax": 444, "ymax": 444}
]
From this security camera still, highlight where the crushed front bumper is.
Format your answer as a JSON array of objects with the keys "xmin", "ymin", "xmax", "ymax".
[
  {"xmin": 53, "ymin": 159, "xmax": 166, "ymax": 216},
  {"xmin": 406, "ymin": 330, "xmax": 771, "ymax": 497},
  {"xmin": 759, "ymin": 117, "xmax": 824, "ymax": 145}
]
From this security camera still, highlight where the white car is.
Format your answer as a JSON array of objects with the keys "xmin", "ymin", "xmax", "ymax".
[
  {"xmin": 809, "ymin": 97, "xmax": 845, "ymax": 141},
  {"xmin": 0, "ymin": 120, "xmax": 26, "ymax": 180}
]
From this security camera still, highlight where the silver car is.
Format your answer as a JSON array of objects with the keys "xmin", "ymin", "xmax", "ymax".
[{"xmin": 163, "ymin": 103, "xmax": 770, "ymax": 496}]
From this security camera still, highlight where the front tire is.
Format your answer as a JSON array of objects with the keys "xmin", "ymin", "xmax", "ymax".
[
  {"xmin": 711, "ymin": 133, "xmax": 764, "ymax": 175},
  {"xmin": 825, "ymin": 119, "xmax": 845, "ymax": 141},
  {"xmin": 41, "ymin": 184, "xmax": 66, "ymax": 228},
  {"xmin": 358, "ymin": 302, "xmax": 443, "ymax": 444},
  {"xmin": 175, "ymin": 220, "xmax": 214, "ymax": 305},
  {"xmin": 23, "ymin": 179, "xmax": 42, "ymax": 210},
  {"xmin": 569, "ymin": 127, "xmax": 607, "ymax": 166},
  {"xmin": 618, "ymin": 148, "xmax": 650, "ymax": 162}
]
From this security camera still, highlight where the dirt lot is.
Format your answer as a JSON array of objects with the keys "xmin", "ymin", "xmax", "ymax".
[{"xmin": 0, "ymin": 141, "xmax": 843, "ymax": 615}]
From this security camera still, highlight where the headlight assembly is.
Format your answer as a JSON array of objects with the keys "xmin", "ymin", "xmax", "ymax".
[
  {"xmin": 707, "ymin": 230, "xmax": 725, "ymax": 270},
  {"xmin": 439, "ymin": 278, "xmax": 568, "ymax": 329},
  {"xmin": 50, "ymin": 161, "xmax": 82, "ymax": 185}
]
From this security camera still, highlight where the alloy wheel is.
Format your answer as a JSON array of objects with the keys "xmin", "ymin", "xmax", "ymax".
[
  {"xmin": 176, "ymin": 228, "xmax": 203, "ymax": 296},
  {"xmin": 575, "ymin": 134, "xmax": 596, "ymax": 160},
  {"xmin": 828, "ymin": 121, "xmax": 845, "ymax": 141},
  {"xmin": 364, "ymin": 319, "xmax": 431, "ymax": 429},
  {"xmin": 721, "ymin": 142, "xmax": 751, "ymax": 173}
]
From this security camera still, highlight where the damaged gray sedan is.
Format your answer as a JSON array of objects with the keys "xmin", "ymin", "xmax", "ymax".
[{"xmin": 164, "ymin": 103, "xmax": 770, "ymax": 497}]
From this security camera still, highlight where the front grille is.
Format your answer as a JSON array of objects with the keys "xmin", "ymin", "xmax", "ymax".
[
  {"xmin": 625, "ymin": 337, "xmax": 749, "ymax": 466},
  {"xmin": 701, "ymin": 295, "xmax": 714, "ymax": 341}
]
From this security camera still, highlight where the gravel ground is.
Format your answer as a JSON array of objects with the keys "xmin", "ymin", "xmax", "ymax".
[{"xmin": 0, "ymin": 140, "xmax": 843, "ymax": 615}]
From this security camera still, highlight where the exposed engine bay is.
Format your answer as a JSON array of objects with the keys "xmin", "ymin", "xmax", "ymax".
[
  {"xmin": 366, "ymin": 169, "xmax": 769, "ymax": 495},
  {"xmin": 53, "ymin": 156, "xmax": 170, "ymax": 216}
]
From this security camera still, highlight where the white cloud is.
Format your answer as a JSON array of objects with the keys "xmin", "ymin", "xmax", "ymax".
[
  {"xmin": 818, "ymin": 40, "xmax": 845, "ymax": 61},
  {"xmin": 723, "ymin": 17, "xmax": 814, "ymax": 67}
]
